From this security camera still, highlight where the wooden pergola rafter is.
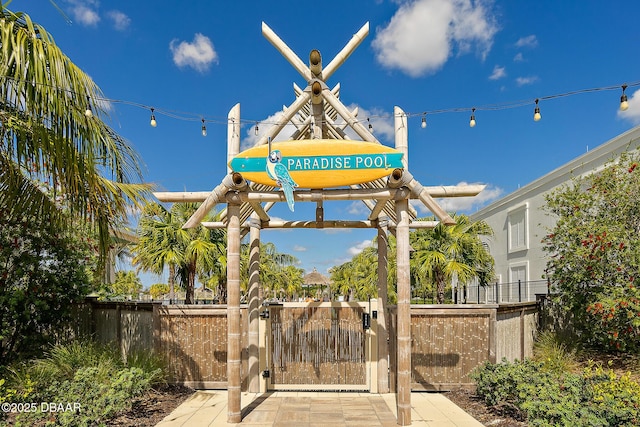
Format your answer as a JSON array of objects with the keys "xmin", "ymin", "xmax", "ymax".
[{"xmin": 153, "ymin": 21, "xmax": 485, "ymax": 425}]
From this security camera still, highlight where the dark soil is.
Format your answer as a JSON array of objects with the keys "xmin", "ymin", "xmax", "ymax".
[
  {"xmin": 445, "ymin": 388, "xmax": 528, "ymax": 427},
  {"xmin": 107, "ymin": 384, "xmax": 193, "ymax": 426}
]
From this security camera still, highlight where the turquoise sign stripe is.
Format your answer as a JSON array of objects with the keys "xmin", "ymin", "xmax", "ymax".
[{"xmin": 231, "ymin": 153, "xmax": 403, "ymax": 173}]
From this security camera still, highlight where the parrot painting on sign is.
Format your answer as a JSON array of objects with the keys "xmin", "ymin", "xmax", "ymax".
[{"xmin": 265, "ymin": 139, "xmax": 297, "ymax": 211}]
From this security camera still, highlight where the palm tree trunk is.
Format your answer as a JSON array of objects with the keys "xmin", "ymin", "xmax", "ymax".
[
  {"xmin": 168, "ymin": 264, "xmax": 176, "ymax": 301},
  {"xmin": 186, "ymin": 261, "xmax": 196, "ymax": 304},
  {"xmin": 436, "ymin": 270, "xmax": 446, "ymax": 304}
]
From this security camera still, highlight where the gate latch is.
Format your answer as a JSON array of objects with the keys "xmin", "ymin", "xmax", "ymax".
[
  {"xmin": 262, "ymin": 370, "xmax": 270, "ymax": 378},
  {"xmin": 362, "ymin": 313, "xmax": 371, "ymax": 330},
  {"xmin": 259, "ymin": 309, "xmax": 270, "ymax": 319}
]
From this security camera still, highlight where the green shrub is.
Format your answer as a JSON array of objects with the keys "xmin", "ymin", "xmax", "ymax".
[
  {"xmin": 15, "ymin": 366, "xmax": 150, "ymax": 427},
  {"xmin": 124, "ymin": 350, "xmax": 167, "ymax": 387},
  {"xmin": 533, "ymin": 330, "xmax": 578, "ymax": 374},
  {"xmin": 473, "ymin": 358, "xmax": 640, "ymax": 426},
  {"xmin": 2, "ymin": 341, "xmax": 169, "ymax": 426},
  {"xmin": 32, "ymin": 341, "xmax": 121, "ymax": 385}
]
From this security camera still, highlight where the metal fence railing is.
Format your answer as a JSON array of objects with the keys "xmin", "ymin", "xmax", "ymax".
[{"xmin": 458, "ymin": 280, "xmax": 550, "ymax": 304}]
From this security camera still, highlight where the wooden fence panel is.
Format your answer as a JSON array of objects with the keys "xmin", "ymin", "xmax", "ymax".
[
  {"xmin": 388, "ymin": 303, "xmax": 537, "ymax": 391},
  {"xmin": 155, "ymin": 305, "xmax": 248, "ymax": 389},
  {"xmin": 496, "ymin": 303, "xmax": 538, "ymax": 361},
  {"xmin": 120, "ymin": 308, "xmax": 154, "ymax": 356},
  {"xmin": 409, "ymin": 306, "xmax": 495, "ymax": 391}
]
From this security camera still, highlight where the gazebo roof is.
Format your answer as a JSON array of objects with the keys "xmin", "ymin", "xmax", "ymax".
[{"xmin": 303, "ymin": 268, "xmax": 331, "ymax": 285}]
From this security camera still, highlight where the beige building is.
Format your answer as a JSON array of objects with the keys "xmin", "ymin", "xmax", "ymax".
[{"xmin": 470, "ymin": 125, "xmax": 640, "ymax": 303}]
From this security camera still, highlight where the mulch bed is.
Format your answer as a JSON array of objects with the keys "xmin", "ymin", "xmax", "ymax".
[
  {"xmin": 445, "ymin": 389, "xmax": 528, "ymax": 427},
  {"xmin": 108, "ymin": 385, "xmax": 193, "ymax": 426}
]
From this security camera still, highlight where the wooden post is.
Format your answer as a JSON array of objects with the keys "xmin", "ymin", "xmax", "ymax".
[
  {"xmin": 377, "ymin": 223, "xmax": 390, "ymax": 394},
  {"xmin": 247, "ymin": 214, "xmax": 261, "ymax": 392},
  {"xmin": 322, "ymin": 22, "xmax": 369, "ymax": 80},
  {"xmin": 395, "ymin": 198, "xmax": 411, "ymax": 425},
  {"xmin": 227, "ymin": 203, "xmax": 242, "ymax": 423},
  {"xmin": 394, "ymin": 105, "xmax": 411, "ymax": 425},
  {"xmin": 394, "ymin": 106, "xmax": 408, "ymax": 168},
  {"xmin": 261, "ymin": 22, "xmax": 313, "ymax": 82},
  {"xmin": 228, "ymin": 103, "xmax": 240, "ymax": 173}
]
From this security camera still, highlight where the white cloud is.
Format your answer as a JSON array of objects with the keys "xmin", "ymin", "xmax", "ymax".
[
  {"xmin": 618, "ymin": 88, "xmax": 640, "ymax": 125},
  {"xmin": 170, "ymin": 33, "xmax": 218, "ymax": 73},
  {"xmin": 107, "ymin": 10, "xmax": 130, "ymax": 31},
  {"xmin": 513, "ymin": 52, "xmax": 524, "ymax": 62},
  {"xmin": 515, "ymin": 34, "xmax": 538, "ymax": 49},
  {"xmin": 489, "ymin": 65, "xmax": 506, "ymax": 80},
  {"xmin": 241, "ymin": 111, "xmax": 298, "ymax": 149},
  {"xmin": 412, "ymin": 182, "xmax": 503, "ymax": 214},
  {"xmin": 372, "ymin": 0, "xmax": 498, "ymax": 77},
  {"xmin": 515, "ymin": 76, "xmax": 538, "ymax": 86},
  {"xmin": 347, "ymin": 201, "xmax": 370, "ymax": 216},
  {"xmin": 68, "ymin": 0, "xmax": 100, "ymax": 27},
  {"xmin": 293, "ymin": 245, "xmax": 307, "ymax": 252},
  {"xmin": 348, "ymin": 239, "xmax": 373, "ymax": 256},
  {"xmin": 339, "ymin": 104, "xmax": 395, "ymax": 143}
]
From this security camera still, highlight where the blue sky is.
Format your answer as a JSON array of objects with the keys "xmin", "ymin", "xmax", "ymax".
[{"xmin": 19, "ymin": 0, "xmax": 640, "ymax": 284}]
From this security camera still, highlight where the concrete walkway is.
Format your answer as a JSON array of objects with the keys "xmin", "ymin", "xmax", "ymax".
[{"xmin": 156, "ymin": 391, "xmax": 483, "ymax": 426}]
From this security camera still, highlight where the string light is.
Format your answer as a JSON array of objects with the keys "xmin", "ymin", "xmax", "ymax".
[
  {"xmin": 201, "ymin": 118, "xmax": 207, "ymax": 137},
  {"xmin": 0, "ymin": 75, "xmax": 636, "ymax": 132},
  {"xmin": 84, "ymin": 95, "xmax": 92, "ymax": 117},
  {"xmin": 421, "ymin": 113, "xmax": 427, "ymax": 129},
  {"xmin": 469, "ymin": 108, "xmax": 476, "ymax": 128},
  {"xmin": 149, "ymin": 108, "xmax": 157, "ymax": 127},
  {"xmin": 620, "ymin": 84, "xmax": 629, "ymax": 111},
  {"xmin": 367, "ymin": 117, "xmax": 373, "ymax": 131},
  {"xmin": 533, "ymin": 99, "xmax": 541, "ymax": 122}
]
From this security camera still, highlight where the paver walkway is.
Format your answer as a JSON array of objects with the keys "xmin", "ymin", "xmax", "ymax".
[{"xmin": 156, "ymin": 391, "xmax": 484, "ymax": 426}]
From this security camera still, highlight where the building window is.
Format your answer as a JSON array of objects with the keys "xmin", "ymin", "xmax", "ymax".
[
  {"xmin": 509, "ymin": 263, "xmax": 528, "ymax": 302},
  {"xmin": 508, "ymin": 205, "xmax": 528, "ymax": 252}
]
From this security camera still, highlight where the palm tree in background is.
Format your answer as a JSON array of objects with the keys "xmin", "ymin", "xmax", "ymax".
[
  {"xmin": 132, "ymin": 202, "xmax": 226, "ymax": 304},
  {"xmin": 329, "ymin": 237, "xmax": 399, "ymax": 303},
  {"xmin": 410, "ymin": 214, "xmax": 494, "ymax": 304},
  {"xmin": 258, "ymin": 242, "xmax": 301, "ymax": 300},
  {"xmin": 0, "ymin": 6, "xmax": 150, "ymax": 265}
]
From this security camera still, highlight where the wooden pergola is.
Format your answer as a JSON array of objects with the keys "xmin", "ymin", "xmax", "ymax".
[{"xmin": 154, "ymin": 21, "xmax": 484, "ymax": 426}]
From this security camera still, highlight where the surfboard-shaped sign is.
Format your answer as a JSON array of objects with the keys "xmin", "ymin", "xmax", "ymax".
[{"xmin": 228, "ymin": 139, "xmax": 404, "ymax": 189}]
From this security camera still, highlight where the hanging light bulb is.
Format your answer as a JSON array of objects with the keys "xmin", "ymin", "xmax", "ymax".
[
  {"xmin": 533, "ymin": 99, "xmax": 542, "ymax": 122},
  {"xmin": 84, "ymin": 96, "xmax": 93, "ymax": 117},
  {"xmin": 620, "ymin": 84, "xmax": 629, "ymax": 111},
  {"xmin": 254, "ymin": 123, "xmax": 259, "ymax": 136},
  {"xmin": 469, "ymin": 108, "xmax": 476, "ymax": 128},
  {"xmin": 368, "ymin": 118, "xmax": 373, "ymax": 131},
  {"xmin": 150, "ymin": 108, "xmax": 157, "ymax": 127},
  {"xmin": 201, "ymin": 118, "xmax": 207, "ymax": 137},
  {"xmin": 421, "ymin": 114, "xmax": 427, "ymax": 129}
]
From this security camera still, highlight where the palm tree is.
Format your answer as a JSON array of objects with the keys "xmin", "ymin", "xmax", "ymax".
[
  {"xmin": 110, "ymin": 270, "xmax": 143, "ymax": 299},
  {"xmin": 329, "ymin": 262, "xmax": 355, "ymax": 300},
  {"xmin": 0, "ymin": 6, "xmax": 150, "ymax": 264},
  {"xmin": 351, "ymin": 247, "xmax": 378, "ymax": 301},
  {"xmin": 258, "ymin": 242, "xmax": 300, "ymax": 300},
  {"xmin": 132, "ymin": 202, "xmax": 225, "ymax": 304},
  {"xmin": 410, "ymin": 214, "xmax": 494, "ymax": 304},
  {"xmin": 280, "ymin": 265, "xmax": 304, "ymax": 300}
]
